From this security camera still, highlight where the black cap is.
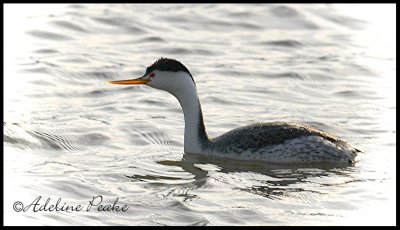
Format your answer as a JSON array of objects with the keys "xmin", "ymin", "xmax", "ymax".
[{"xmin": 145, "ymin": 58, "xmax": 195, "ymax": 84}]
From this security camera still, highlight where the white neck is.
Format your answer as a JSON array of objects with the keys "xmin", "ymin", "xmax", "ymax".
[{"xmin": 167, "ymin": 76, "xmax": 209, "ymax": 153}]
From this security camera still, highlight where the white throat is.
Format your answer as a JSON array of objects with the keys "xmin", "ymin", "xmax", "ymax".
[{"xmin": 160, "ymin": 72, "xmax": 209, "ymax": 154}]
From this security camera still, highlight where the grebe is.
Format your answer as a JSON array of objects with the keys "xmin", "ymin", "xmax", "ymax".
[{"xmin": 108, "ymin": 58, "xmax": 359, "ymax": 165}]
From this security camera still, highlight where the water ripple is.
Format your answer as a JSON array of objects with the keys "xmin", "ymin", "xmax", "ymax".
[
  {"xmin": 262, "ymin": 40, "xmax": 304, "ymax": 48},
  {"xmin": 270, "ymin": 5, "xmax": 299, "ymax": 18},
  {"xmin": 137, "ymin": 36, "xmax": 165, "ymax": 43},
  {"xmin": 91, "ymin": 16, "xmax": 146, "ymax": 34},
  {"xmin": 91, "ymin": 16, "xmax": 127, "ymax": 26},
  {"xmin": 85, "ymin": 70, "xmax": 119, "ymax": 79},
  {"xmin": 127, "ymin": 160, "xmax": 194, "ymax": 185},
  {"xmin": 50, "ymin": 20, "xmax": 89, "ymax": 33},
  {"xmin": 79, "ymin": 133, "xmax": 111, "ymax": 146},
  {"xmin": 333, "ymin": 90, "xmax": 363, "ymax": 98},
  {"xmin": 133, "ymin": 130, "xmax": 180, "ymax": 147},
  {"xmin": 4, "ymin": 123, "xmax": 79, "ymax": 151},
  {"xmin": 26, "ymin": 30, "xmax": 73, "ymax": 40},
  {"xmin": 30, "ymin": 130, "xmax": 79, "ymax": 151},
  {"xmin": 33, "ymin": 48, "xmax": 59, "ymax": 54},
  {"xmin": 274, "ymin": 72, "xmax": 305, "ymax": 80}
]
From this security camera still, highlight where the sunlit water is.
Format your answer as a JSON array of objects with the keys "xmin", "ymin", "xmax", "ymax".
[{"xmin": 4, "ymin": 4, "xmax": 396, "ymax": 226}]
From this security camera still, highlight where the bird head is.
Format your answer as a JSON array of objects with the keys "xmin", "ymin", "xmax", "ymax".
[{"xmin": 108, "ymin": 58, "xmax": 196, "ymax": 95}]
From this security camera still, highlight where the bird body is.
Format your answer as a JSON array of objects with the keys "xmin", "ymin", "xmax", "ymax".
[
  {"xmin": 208, "ymin": 122, "xmax": 358, "ymax": 164},
  {"xmin": 109, "ymin": 58, "xmax": 359, "ymax": 165}
]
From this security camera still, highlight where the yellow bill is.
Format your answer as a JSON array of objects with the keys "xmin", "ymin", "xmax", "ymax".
[{"xmin": 108, "ymin": 79, "xmax": 150, "ymax": 85}]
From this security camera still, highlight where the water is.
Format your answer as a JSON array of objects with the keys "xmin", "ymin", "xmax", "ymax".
[{"xmin": 4, "ymin": 4, "xmax": 396, "ymax": 226}]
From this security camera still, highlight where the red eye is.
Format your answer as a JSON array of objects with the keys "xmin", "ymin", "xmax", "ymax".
[{"xmin": 149, "ymin": 73, "xmax": 155, "ymax": 78}]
